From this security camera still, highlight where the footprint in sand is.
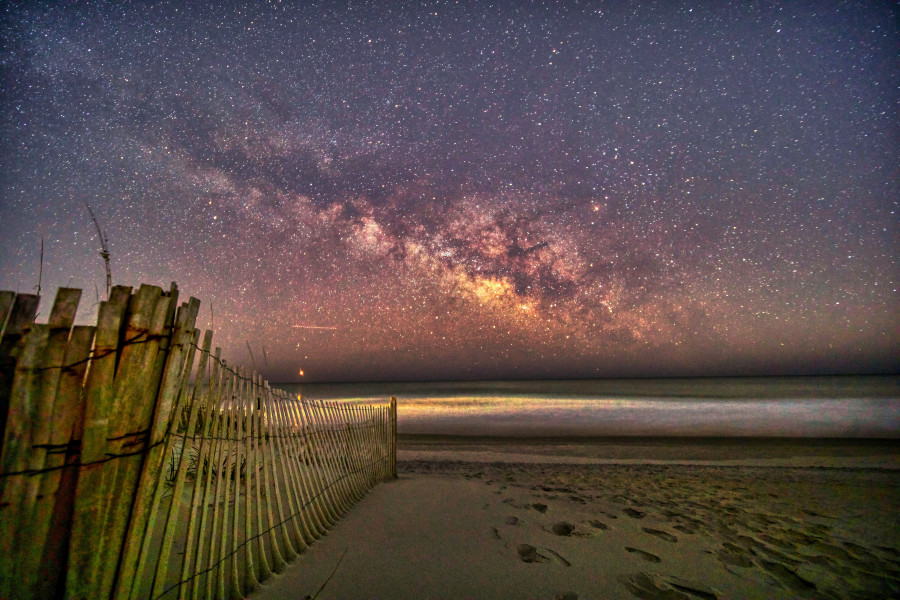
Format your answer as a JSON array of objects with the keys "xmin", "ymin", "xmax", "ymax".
[
  {"xmin": 619, "ymin": 572, "xmax": 719, "ymax": 600},
  {"xmin": 625, "ymin": 547, "xmax": 662, "ymax": 563},
  {"xmin": 518, "ymin": 544, "xmax": 542, "ymax": 563},
  {"xmin": 841, "ymin": 540, "xmax": 875, "ymax": 560},
  {"xmin": 715, "ymin": 542, "xmax": 754, "ymax": 568},
  {"xmin": 545, "ymin": 547, "xmax": 572, "ymax": 566},
  {"xmin": 552, "ymin": 522, "xmax": 575, "ymax": 536},
  {"xmin": 505, "ymin": 516, "xmax": 519, "ymax": 525},
  {"xmin": 588, "ymin": 519, "xmax": 609, "ymax": 530},
  {"xmin": 758, "ymin": 559, "xmax": 817, "ymax": 593},
  {"xmin": 666, "ymin": 576, "xmax": 719, "ymax": 600},
  {"xmin": 623, "ymin": 508, "xmax": 646, "ymax": 519},
  {"xmin": 642, "ymin": 528, "xmax": 678, "ymax": 543},
  {"xmin": 759, "ymin": 533, "xmax": 798, "ymax": 552},
  {"xmin": 516, "ymin": 544, "xmax": 571, "ymax": 567},
  {"xmin": 532, "ymin": 503, "xmax": 549, "ymax": 513},
  {"xmin": 673, "ymin": 524, "xmax": 696, "ymax": 535}
]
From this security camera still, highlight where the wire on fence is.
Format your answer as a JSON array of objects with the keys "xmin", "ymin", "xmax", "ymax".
[{"xmin": 152, "ymin": 450, "xmax": 391, "ymax": 600}]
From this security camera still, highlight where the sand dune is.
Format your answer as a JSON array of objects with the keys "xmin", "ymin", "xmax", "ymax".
[{"xmin": 251, "ymin": 443, "xmax": 900, "ymax": 600}]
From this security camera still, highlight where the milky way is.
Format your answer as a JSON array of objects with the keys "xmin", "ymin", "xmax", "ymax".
[{"xmin": 1, "ymin": 1, "xmax": 897, "ymax": 381}]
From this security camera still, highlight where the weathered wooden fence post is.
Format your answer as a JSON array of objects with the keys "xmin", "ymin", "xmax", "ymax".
[{"xmin": 390, "ymin": 397, "xmax": 398, "ymax": 479}]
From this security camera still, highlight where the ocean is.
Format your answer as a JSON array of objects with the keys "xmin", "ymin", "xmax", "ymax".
[{"xmin": 277, "ymin": 375, "xmax": 899, "ymax": 438}]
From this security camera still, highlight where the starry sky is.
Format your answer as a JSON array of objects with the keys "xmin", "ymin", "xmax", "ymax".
[{"xmin": 1, "ymin": 1, "xmax": 897, "ymax": 382}]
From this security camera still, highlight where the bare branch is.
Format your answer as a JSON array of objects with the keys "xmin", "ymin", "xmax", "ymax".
[
  {"xmin": 85, "ymin": 203, "xmax": 112, "ymax": 299},
  {"xmin": 35, "ymin": 237, "xmax": 43, "ymax": 297},
  {"xmin": 246, "ymin": 340, "xmax": 256, "ymax": 372}
]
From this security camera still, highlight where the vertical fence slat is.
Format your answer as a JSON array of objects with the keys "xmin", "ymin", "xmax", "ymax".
[
  {"xmin": 367, "ymin": 405, "xmax": 377, "ymax": 484},
  {"xmin": 391, "ymin": 397, "xmax": 398, "ymax": 478},
  {"xmin": 0, "ymin": 321, "xmax": 48, "ymax": 516},
  {"xmin": 319, "ymin": 402, "xmax": 351, "ymax": 503},
  {"xmin": 376, "ymin": 407, "xmax": 383, "ymax": 480},
  {"xmin": 96, "ymin": 285, "xmax": 179, "ymax": 598},
  {"xmin": 356, "ymin": 405, "xmax": 371, "ymax": 494},
  {"xmin": 260, "ymin": 382, "xmax": 299, "ymax": 563},
  {"xmin": 120, "ymin": 300, "xmax": 199, "ymax": 600},
  {"xmin": 291, "ymin": 399, "xmax": 330, "ymax": 532},
  {"xmin": 284, "ymin": 394, "xmax": 320, "ymax": 540},
  {"xmin": 0, "ymin": 321, "xmax": 49, "ymax": 596},
  {"xmin": 248, "ymin": 373, "xmax": 273, "ymax": 582},
  {"xmin": 366, "ymin": 405, "xmax": 378, "ymax": 485},
  {"xmin": 299, "ymin": 399, "xmax": 348, "ymax": 519},
  {"xmin": 208, "ymin": 362, "xmax": 235, "ymax": 599},
  {"xmin": 66, "ymin": 284, "xmax": 131, "ymax": 597},
  {"xmin": 166, "ymin": 329, "xmax": 210, "ymax": 598},
  {"xmin": 360, "ymin": 406, "xmax": 372, "ymax": 488},
  {"xmin": 340, "ymin": 404, "xmax": 363, "ymax": 500},
  {"xmin": 0, "ymin": 290, "xmax": 17, "ymax": 336},
  {"xmin": 0, "ymin": 293, "xmax": 40, "ymax": 456},
  {"xmin": 18, "ymin": 288, "xmax": 82, "ymax": 597},
  {"xmin": 321, "ymin": 402, "xmax": 350, "ymax": 506},
  {"xmin": 215, "ymin": 369, "xmax": 237, "ymax": 599},
  {"xmin": 292, "ymin": 397, "xmax": 340, "ymax": 527},
  {"xmin": 272, "ymin": 387, "xmax": 310, "ymax": 553},
  {"xmin": 34, "ymin": 324, "xmax": 95, "ymax": 599},
  {"xmin": 236, "ymin": 367, "xmax": 260, "ymax": 595},
  {"xmin": 255, "ymin": 374, "xmax": 286, "ymax": 576},
  {"xmin": 383, "ymin": 406, "xmax": 390, "ymax": 479},
  {"xmin": 186, "ymin": 345, "xmax": 224, "ymax": 600},
  {"xmin": 343, "ymin": 403, "xmax": 365, "ymax": 501},
  {"xmin": 287, "ymin": 397, "xmax": 322, "ymax": 539},
  {"xmin": 351, "ymin": 405, "xmax": 369, "ymax": 496},
  {"xmin": 269, "ymin": 389, "xmax": 317, "ymax": 547},
  {"xmin": 275, "ymin": 390, "xmax": 315, "ymax": 545}
]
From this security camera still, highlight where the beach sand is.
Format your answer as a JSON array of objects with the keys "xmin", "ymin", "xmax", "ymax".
[{"xmin": 251, "ymin": 438, "xmax": 900, "ymax": 599}]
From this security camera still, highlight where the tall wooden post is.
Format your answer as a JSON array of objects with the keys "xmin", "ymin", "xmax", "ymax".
[{"xmin": 390, "ymin": 397, "xmax": 397, "ymax": 479}]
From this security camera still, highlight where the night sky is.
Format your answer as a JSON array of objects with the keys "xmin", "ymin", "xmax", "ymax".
[{"xmin": 1, "ymin": 1, "xmax": 897, "ymax": 382}]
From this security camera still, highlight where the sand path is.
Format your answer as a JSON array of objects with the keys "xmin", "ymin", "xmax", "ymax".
[{"xmin": 250, "ymin": 462, "xmax": 900, "ymax": 599}]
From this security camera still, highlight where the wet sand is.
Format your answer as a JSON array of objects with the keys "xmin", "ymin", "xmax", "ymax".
[
  {"xmin": 399, "ymin": 435, "xmax": 900, "ymax": 467},
  {"xmin": 251, "ymin": 438, "xmax": 900, "ymax": 599}
]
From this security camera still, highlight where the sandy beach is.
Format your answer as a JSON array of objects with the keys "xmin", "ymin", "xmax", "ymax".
[{"xmin": 251, "ymin": 438, "xmax": 900, "ymax": 600}]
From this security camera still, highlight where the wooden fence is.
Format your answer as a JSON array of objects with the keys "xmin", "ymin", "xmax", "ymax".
[{"xmin": 0, "ymin": 283, "xmax": 397, "ymax": 600}]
